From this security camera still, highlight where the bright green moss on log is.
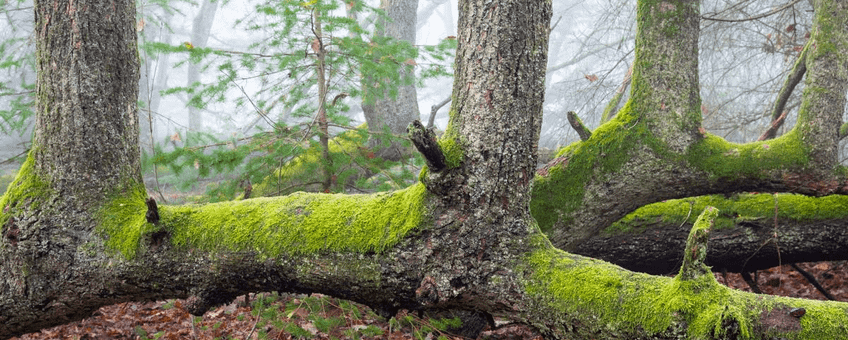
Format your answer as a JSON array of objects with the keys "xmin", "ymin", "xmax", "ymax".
[
  {"xmin": 605, "ymin": 192, "xmax": 848, "ymax": 235},
  {"xmin": 100, "ymin": 183, "xmax": 428, "ymax": 260},
  {"xmin": 438, "ymin": 108, "xmax": 465, "ymax": 169},
  {"xmin": 531, "ymin": 104, "xmax": 646, "ymax": 234},
  {"xmin": 97, "ymin": 182, "xmax": 151, "ymax": 259},
  {"xmin": 686, "ymin": 130, "xmax": 809, "ymax": 180},
  {"xmin": 530, "ymin": 111, "xmax": 813, "ymax": 235},
  {"xmin": 0, "ymin": 151, "xmax": 51, "ymax": 229},
  {"xmin": 523, "ymin": 230, "xmax": 848, "ymax": 339}
]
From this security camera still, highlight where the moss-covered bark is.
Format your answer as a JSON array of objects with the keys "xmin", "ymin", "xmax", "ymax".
[
  {"xmin": 5, "ymin": 0, "xmax": 848, "ymax": 339},
  {"xmin": 574, "ymin": 193, "xmax": 848, "ymax": 274},
  {"xmin": 533, "ymin": 0, "xmax": 848, "ymax": 254}
]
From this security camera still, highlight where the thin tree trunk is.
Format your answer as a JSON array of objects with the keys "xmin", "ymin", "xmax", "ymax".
[
  {"xmin": 187, "ymin": 0, "xmax": 219, "ymax": 132},
  {"xmin": 314, "ymin": 9, "xmax": 332, "ymax": 192}
]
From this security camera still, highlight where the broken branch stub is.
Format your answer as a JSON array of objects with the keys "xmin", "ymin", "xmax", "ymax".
[{"xmin": 408, "ymin": 120, "xmax": 447, "ymax": 172}]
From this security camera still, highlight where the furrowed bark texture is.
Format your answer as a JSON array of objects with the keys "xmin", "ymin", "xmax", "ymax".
[
  {"xmin": 0, "ymin": 0, "xmax": 143, "ymax": 336},
  {"xmin": 7, "ymin": 0, "xmax": 848, "ymax": 339},
  {"xmin": 33, "ymin": 0, "xmax": 142, "ymax": 198},
  {"xmin": 576, "ymin": 217, "xmax": 848, "ymax": 275},
  {"xmin": 536, "ymin": 0, "xmax": 848, "ymax": 252}
]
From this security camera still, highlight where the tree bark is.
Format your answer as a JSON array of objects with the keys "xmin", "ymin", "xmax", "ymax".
[
  {"xmin": 0, "ymin": 0, "xmax": 143, "ymax": 335},
  {"xmin": 361, "ymin": 0, "xmax": 421, "ymax": 161},
  {"xmin": 5, "ymin": 1, "xmax": 848, "ymax": 339},
  {"xmin": 533, "ymin": 0, "xmax": 848, "ymax": 254}
]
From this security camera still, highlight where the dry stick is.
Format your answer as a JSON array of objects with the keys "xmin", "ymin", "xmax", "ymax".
[
  {"xmin": 773, "ymin": 194, "xmax": 782, "ymax": 272},
  {"xmin": 790, "ymin": 263, "xmax": 837, "ymax": 300},
  {"xmin": 758, "ymin": 43, "xmax": 808, "ymax": 141},
  {"xmin": 740, "ymin": 271, "xmax": 763, "ymax": 294},
  {"xmin": 0, "ymin": 149, "xmax": 29, "ymax": 165},
  {"xmin": 427, "ymin": 96, "xmax": 451, "ymax": 129},
  {"xmin": 245, "ymin": 309, "xmax": 261, "ymax": 340}
]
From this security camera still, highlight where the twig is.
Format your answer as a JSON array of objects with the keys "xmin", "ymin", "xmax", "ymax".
[
  {"xmin": 701, "ymin": 0, "xmax": 803, "ymax": 23},
  {"xmin": 427, "ymin": 96, "xmax": 451, "ymax": 129},
  {"xmin": 245, "ymin": 311, "xmax": 261, "ymax": 340},
  {"xmin": 678, "ymin": 201, "xmax": 694, "ymax": 229},
  {"xmin": 0, "ymin": 149, "xmax": 29, "ymax": 165},
  {"xmin": 740, "ymin": 271, "xmax": 762, "ymax": 294},
  {"xmin": 773, "ymin": 194, "xmax": 782, "ymax": 272},
  {"xmin": 790, "ymin": 263, "xmax": 837, "ymax": 300}
]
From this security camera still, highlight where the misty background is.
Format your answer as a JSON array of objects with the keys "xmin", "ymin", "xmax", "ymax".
[{"xmin": 0, "ymin": 0, "xmax": 838, "ymax": 198}]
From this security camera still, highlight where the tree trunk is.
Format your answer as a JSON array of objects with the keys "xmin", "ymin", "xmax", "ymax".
[
  {"xmin": 5, "ymin": 1, "xmax": 848, "ymax": 339},
  {"xmin": 534, "ymin": 0, "xmax": 848, "ymax": 253},
  {"xmin": 361, "ymin": 0, "xmax": 421, "ymax": 161},
  {"xmin": 0, "ymin": 0, "xmax": 143, "ymax": 335},
  {"xmin": 186, "ymin": 0, "xmax": 219, "ymax": 132}
]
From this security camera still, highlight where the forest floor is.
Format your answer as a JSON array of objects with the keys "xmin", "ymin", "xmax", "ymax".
[{"xmin": 10, "ymin": 261, "xmax": 848, "ymax": 340}]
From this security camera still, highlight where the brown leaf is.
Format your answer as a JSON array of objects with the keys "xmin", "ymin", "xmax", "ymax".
[
  {"xmin": 584, "ymin": 74, "xmax": 598, "ymax": 82},
  {"xmin": 311, "ymin": 38, "xmax": 321, "ymax": 53}
]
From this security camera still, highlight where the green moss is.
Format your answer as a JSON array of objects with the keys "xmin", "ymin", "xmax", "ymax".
[
  {"xmin": 605, "ymin": 191, "xmax": 848, "ymax": 235},
  {"xmin": 96, "ymin": 181, "xmax": 152, "ymax": 259},
  {"xmin": 0, "ymin": 151, "xmax": 51, "ymax": 230},
  {"xmin": 252, "ymin": 125, "xmax": 371, "ymax": 196},
  {"xmin": 438, "ymin": 109, "xmax": 465, "ymax": 169},
  {"xmin": 531, "ymin": 104, "xmax": 646, "ymax": 234},
  {"xmin": 154, "ymin": 183, "xmax": 428, "ymax": 258},
  {"xmin": 523, "ymin": 233, "xmax": 848, "ymax": 339},
  {"xmin": 418, "ymin": 165, "xmax": 429, "ymax": 183},
  {"xmin": 807, "ymin": 1, "xmax": 848, "ymax": 57},
  {"xmin": 686, "ymin": 130, "xmax": 808, "ymax": 180}
]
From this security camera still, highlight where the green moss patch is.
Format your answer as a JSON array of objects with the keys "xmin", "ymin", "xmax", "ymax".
[
  {"xmin": 686, "ymin": 130, "xmax": 808, "ymax": 180},
  {"xmin": 523, "ymin": 233, "xmax": 848, "ymax": 339},
  {"xmin": 0, "ymin": 151, "xmax": 51, "ymax": 229},
  {"xmin": 531, "ymin": 104, "xmax": 647, "ymax": 234},
  {"xmin": 158, "ymin": 183, "xmax": 428, "ymax": 258},
  {"xmin": 97, "ymin": 182, "xmax": 151, "ymax": 259},
  {"xmin": 605, "ymin": 192, "xmax": 848, "ymax": 235},
  {"xmin": 438, "ymin": 110, "xmax": 465, "ymax": 169}
]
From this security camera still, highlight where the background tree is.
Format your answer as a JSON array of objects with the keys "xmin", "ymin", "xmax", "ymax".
[{"xmin": 361, "ymin": 0, "xmax": 422, "ymax": 161}]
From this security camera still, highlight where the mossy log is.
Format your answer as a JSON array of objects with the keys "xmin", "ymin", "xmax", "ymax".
[{"xmin": 4, "ymin": 0, "xmax": 848, "ymax": 339}]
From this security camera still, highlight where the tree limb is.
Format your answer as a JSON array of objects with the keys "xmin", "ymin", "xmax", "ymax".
[
  {"xmin": 759, "ymin": 43, "xmax": 808, "ymax": 141},
  {"xmin": 566, "ymin": 111, "xmax": 592, "ymax": 141}
]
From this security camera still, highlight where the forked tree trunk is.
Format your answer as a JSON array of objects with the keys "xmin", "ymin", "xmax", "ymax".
[{"xmin": 3, "ymin": 0, "xmax": 848, "ymax": 339}]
